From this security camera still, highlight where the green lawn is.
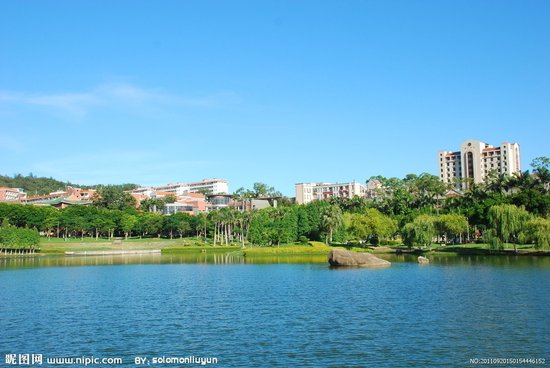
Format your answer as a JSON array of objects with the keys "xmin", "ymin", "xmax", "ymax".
[
  {"xmin": 39, "ymin": 236, "xmax": 188, "ymax": 254},
  {"xmin": 33, "ymin": 236, "xmax": 550, "ymax": 256},
  {"xmin": 242, "ymin": 241, "xmax": 331, "ymax": 256}
]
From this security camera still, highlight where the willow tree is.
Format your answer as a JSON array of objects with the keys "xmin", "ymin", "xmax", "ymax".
[
  {"xmin": 526, "ymin": 217, "xmax": 550, "ymax": 249},
  {"xmin": 487, "ymin": 204, "xmax": 530, "ymax": 252},
  {"xmin": 343, "ymin": 208, "xmax": 396, "ymax": 245},
  {"xmin": 434, "ymin": 213, "xmax": 469, "ymax": 244},
  {"xmin": 400, "ymin": 214, "xmax": 436, "ymax": 249}
]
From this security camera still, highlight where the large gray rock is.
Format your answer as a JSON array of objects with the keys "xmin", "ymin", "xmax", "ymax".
[{"xmin": 328, "ymin": 248, "xmax": 391, "ymax": 268}]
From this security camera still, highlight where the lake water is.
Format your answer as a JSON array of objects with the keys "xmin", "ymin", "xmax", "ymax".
[{"xmin": 1, "ymin": 254, "xmax": 549, "ymax": 367}]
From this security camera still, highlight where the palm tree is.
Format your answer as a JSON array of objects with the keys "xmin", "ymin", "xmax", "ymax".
[{"xmin": 321, "ymin": 205, "xmax": 343, "ymax": 244}]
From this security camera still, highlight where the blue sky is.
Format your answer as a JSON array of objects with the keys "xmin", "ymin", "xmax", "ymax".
[{"xmin": 1, "ymin": 1, "xmax": 549, "ymax": 196}]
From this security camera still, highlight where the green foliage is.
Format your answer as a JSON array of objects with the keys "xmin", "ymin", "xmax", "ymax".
[
  {"xmin": 0, "ymin": 174, "xmax": 138, "ymax": 196},
  {"xmin": 140, "ymin": 194, "xmax": 177, "ymax": 213},
  {"xmin": 0, "ymin": 222, "xmax": 40, "ymax": 250},
  {"xmin": 487, "ymin": 204, "xmax": 530, "ymax": 252},
  {"xmin": 434, "ymin": 213, "xmax": 469, "ymax": 244},
  {"xmin": 0, "ymin": 173, "xmax": 80, "ymax": 196},
  {"xmin": 119, "ymin": 213, "xmax": 138, "ymax": 239},
  {"xmin": 234, "ymin": 182, "xmax": 282, "ymax": 198},
  {"xmin": 92, "ymin": 186, "xmax": 137, "ymax": 211},
  {"xmin": 320, "ymin": 205, "xmax": 343, "ymax": 244},
  {"xmin": 1, "ymin": 167, "xmax": 548, "ymax": 252},
  {"xmin": 531, "ymin": 157, "xmax": 550, "ymax": 190},
  {"xmin": 483, "ymin": 228, "xmax": 503, "ymax": 250},
  {"xmin": 524, "ymin": 217, "xmax": 550, "ymax": 249},
  {"xmin": 344, "ymin": 208, "xmax": 397, "ymax": 244},
  {"xmin": 136, "ymin": 213, "xmax": 164, "ymax": 237},
  {"xmin": 163, "ymin": 212, "xmax": 193, "ymax": 238},
  {"xmin": 401, "ymin": 214, "xmax": 436, "ymax": 249},
  {"xmin": 248, "ymin": 210, "xmax": 272, "ymax": 246}
]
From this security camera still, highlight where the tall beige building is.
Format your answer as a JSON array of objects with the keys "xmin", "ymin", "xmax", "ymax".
[
  {"xmin": 295, "ymin": 181, "xmax": 368, "ymax": 205},
  {"xmin": 438, "ymin": 140, "xmax": 521, "ymax": 187}
]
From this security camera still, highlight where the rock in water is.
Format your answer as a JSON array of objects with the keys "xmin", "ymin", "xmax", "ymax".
[
  {"xmin": 417, "ymin": 256, "xmax": 430, "ymax": 264},
  {"xmin": 328, "ymin": 249, "xmax": 391, "ymax": 268}
]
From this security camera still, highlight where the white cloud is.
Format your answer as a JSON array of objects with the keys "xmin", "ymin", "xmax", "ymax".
[{"xmin": 0, "ymin": 83, "xmax": 241, "ymax": 119}]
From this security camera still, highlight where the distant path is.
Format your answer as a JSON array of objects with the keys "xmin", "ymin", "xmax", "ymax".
[{"xmin": 65, "ymin": 250, "xmax": 162, "ymax": 256}]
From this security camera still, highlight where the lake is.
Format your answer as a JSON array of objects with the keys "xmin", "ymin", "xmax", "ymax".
[{"xmin": 1, "ymin": 254, "xmax": 549, "ymax": 367}]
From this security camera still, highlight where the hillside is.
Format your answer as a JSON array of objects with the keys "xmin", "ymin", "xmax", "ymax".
[{"xmin": 0, "ymin": 174, "xmax": 139, "ymax": 196}]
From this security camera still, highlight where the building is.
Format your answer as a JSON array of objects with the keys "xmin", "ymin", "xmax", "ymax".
[
  {"xmin": 66, "ymin": 186, "xmax": 96, "ymax": 201},
  {"xmin": 164, "ymin": 193, "xmax": 207, "ymax": 215},
  {"xmin": 229, "ymin": 198, "xmax": 277, "ymax": 212},
  {"xmin": 22, "ymin": 187, "xmax": 94, "ymax": 207},
  {"xmin": 152, "ymin": 184, "xmax": 191, "ymax": 196},
  {"xmin": 186, "ymin": 179, "xmax": 228, "ymax": 194},
  {"xmin": 439, "ymin": 140, "xmax": 521, "ymax": 187},
  {"xmin": 295, "ymin": 181, "xmax": 368, "ymax": 205},
  {"xmin": 0, "ymin": 187, "xmax": 26, "ymax": 202},
  {"xmin": 365, "ymin": 179, "xmax": 384, "ymax": 198},
  {"xmin": 154, "ymin": 179, "xmax": 228, "ymax": 196}
]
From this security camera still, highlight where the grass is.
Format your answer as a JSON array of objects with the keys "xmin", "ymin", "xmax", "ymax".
[
  {"xmin": 430, "ymin": 243, "xmax": 550, "ymax": 256},
  {"xmin": 242, "ymin": 241, "xmax": 332, "ymax": 256},
  {"xmin": 39, "ymin": 236, "xmax": 188, "ymax": 254},
  {"xmin": 34, "ymin": 236, "xmax": 550, "ymax": 257}
]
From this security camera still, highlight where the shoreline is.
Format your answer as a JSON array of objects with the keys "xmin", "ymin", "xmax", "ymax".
[{"xmin": 2, "ymin": 238, "xmax": 549, "ymax": 258}]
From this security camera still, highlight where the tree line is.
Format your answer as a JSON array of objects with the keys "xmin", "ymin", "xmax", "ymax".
[
  {"xmin": 0, "ymin": 158, "xmax": 548, "ymax": 250},
  {"xmin": 0, "ymin": 173, "xmax": 138, "ymax": 197}
]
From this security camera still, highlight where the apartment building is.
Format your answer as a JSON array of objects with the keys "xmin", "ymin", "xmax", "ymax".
[
  {"xmin": 439, "ymin": 139, "xmax": 521, "ymax": 187},
  {"xmin": 186, "ymin": 179, "xmax": 228, "ymax": 194},
  {"xmin": 295, "ymin": 181, "xmax": 368, "ymax": 205},
  {"xmin": 154, "ymin": 179, "xmax": 228, "ymax": 196}
]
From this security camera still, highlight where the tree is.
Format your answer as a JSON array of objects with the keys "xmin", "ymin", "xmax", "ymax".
[
  {"xmin": 163, "ymin": 213, "xmax": 192, "ymax": 239},
  {"xmin": 321, "ymin": 205, "xmax": 343, "ymax": 244},
  {"xmin": 401, "ymin": 215, "xmax": 436, "ymax": 249},
  {"xmin": 434, "ymin": 214, "xmax": 469, "ymax": 244},
  {"xmin": 0, "ymin": 221, "xmax": 40, "ymax": 252},
  {"xmin": 137, "ymin": 213, "xmax": 164, "ymax": 238},
  {"xmin": 525, "ymin": 217, "xmax": 550, "ymax": 249},
  {"xmin": 343, "ymin": 208, "xmax": 397, "ymax": 245},
  {"xmin": 248, "ymin": 210, "xmax": 272, "ymax": 246},
  {"xmin": 59, "ymin": 205, "xmax": 93, "ymax": 239},
  {"xmin": 119, "ymin": 213, "xmax": 137, "ymax": 240},
  {"xmin": 140, "ymin": 198, "xmax": 166, "ymax": 213},
  {"xmin": 267, "ymin": 207, "xmax": 297, "ymax": 246},
  {"xmin": 92, "ymin": 186, "xmax": 136, "ymax": 211},
  {"xmin": 531, "ymin": 157, "xmax": 550, "ymax": 191},
  {"xmin": 487, "ymin": 204, "xmax": 530, "ymax": 252},
  {"xmin": 409, "ymin": 173, "xmax": 448, "ymax": 209},
  {"xmin": 176, "ymin": 219, "xmax": 191, "ymax": 238},
  {"xmin": 234, "ymin": 182, "xmax": 282, "ymax": 199}
]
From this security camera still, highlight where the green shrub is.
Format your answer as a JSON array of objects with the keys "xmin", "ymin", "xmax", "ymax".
[{"xmin": 0, "ymin": 226, "xmax": 41, "ymax": 250}]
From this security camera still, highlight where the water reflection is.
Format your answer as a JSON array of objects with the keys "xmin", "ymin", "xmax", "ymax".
[
  {"xmin": 1, "ymin": 252, "xmax": 549, "ymax": 270},
  {"xmin": 377, "ymin": 253, "xmax": 550, "ymax": 268}
]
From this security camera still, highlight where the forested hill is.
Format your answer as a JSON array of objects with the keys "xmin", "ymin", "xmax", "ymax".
[{"xmin": 0, "ymin": 174, "xmax": 139, "ymax": 196}]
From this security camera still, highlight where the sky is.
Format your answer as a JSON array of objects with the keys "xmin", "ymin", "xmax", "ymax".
[{"xmin": 1, "ymin": 0, "xmax": 549, "ymax": 196}]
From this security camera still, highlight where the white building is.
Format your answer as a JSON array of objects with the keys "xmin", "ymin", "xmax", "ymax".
[
  {"xmin": 154, "ymin": 179, "xmax": 228, "ymax": 196},
  {"xmin": 439, "ymin": 139, "xmax": 521, "ymax": 187},
  {"xmin": 295, "ymin": 181, "xmax": 368, "ymax": 205},
  {"xmin": 186, "ymin": 179, "xmax": 228, "ymax": 194},
  {"xmin": 153, "ymin": 184, "xmax": 191, "ymax": 196}
]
